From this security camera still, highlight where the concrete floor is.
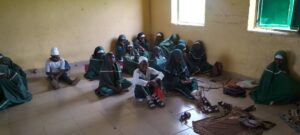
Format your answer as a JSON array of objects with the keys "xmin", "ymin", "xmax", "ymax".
[{"xmin": 0, "ymin": 69, "xmax": 298, "ymax": 135}]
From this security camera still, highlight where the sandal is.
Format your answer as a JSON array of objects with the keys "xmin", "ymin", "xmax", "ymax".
[
  {"xmin": 218, "ymin": 101, "xmax": 232, "ymax": 111},
  {"xmin": 201, "ymin": 105, "xmax": 220, "ymax": 114},
  {"xmin": 201, "ymin": 97, "xmax": 211, "ymax": 106},
  {"xmin": 179, "ymin": 112, "xmax": 191, "ymax": 122},
  {"xmin": 153, "ymin": 96, "xmax": 165, "ymax": 107},
  {"xmin": 289, "ymin": 109, "xmax": 300, "ymax": 117},
  {"xmin": 147, "ymin": 99, "xmax": 156, "ymax": 109}
]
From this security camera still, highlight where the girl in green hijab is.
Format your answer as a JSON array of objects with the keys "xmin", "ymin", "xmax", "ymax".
[
  {"xmin": 0, "ymin": 54, "xmax": 28, "ymax": 89},
  {"xmin": 0, "ymin": 64, "xmax": 32, "ymax": 110},
  {"xmin": 95, "ymin": 52, "xmax": 132, "ymax": 97},
  {"xmin": 84, "ymin": 46, "xmax": 105, "ymax": 80},
  {"xmin": 250, "ymin": 50, "xmax": 300, "ymax": 105},
  {"xmin": 158, "ymin": 34, "xmax": 187, "ymax": 58}
]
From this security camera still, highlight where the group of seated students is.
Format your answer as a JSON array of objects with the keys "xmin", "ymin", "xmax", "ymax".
[
  {"xmin": 83, "ymin": 32, "xmax": 224, "ymax": 108},
  {"xmin": 1, "ymin": 32, "xmax": 300, "ymax": 111}
]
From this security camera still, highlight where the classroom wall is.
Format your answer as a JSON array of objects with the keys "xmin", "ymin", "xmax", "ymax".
[
  {"xmin": 150, "ymin": 0, "xmax": 300, "ymax": 79},
  {"xmin": 0, "ymin": 0, "xmax": 150, "ymax": 70}
]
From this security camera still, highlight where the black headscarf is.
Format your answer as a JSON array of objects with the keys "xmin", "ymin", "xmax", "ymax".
[
  {"xmin": 92, "ymin": 46, "xmax": 105, "ymax": 59},
  {"xmin": 165, "ymin": 49, "xmax": 189, "ymax": 76},
  {"xmin": 190, "ymin": 40, "xmax": 207, "ymax": 61},
  {"xmin": 154, "ymin": 32, "xmax": 164, "ymax": 46}
]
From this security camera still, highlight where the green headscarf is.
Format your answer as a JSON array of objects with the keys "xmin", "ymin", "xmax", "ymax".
[
  {"xmin": 158, "ymin": 33, "xmax": 186, "ymax": 58},
  {"xmin": 98, "ymin": 53, "xmax": 123, "ymax": 87},
  {"xmin": 0, "ymin": 64, "xmax": 32, "ymax": 110}
]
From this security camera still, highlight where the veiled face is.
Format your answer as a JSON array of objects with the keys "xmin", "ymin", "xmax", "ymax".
[
  {"xmin": 139, "ymin": 34, "xmax": 146, "ymax": 42},
  {"xmin": 127, "ymin": 46, "xmax": 133, "ymax": 52},
  {"xmin": 275, "ymin": 58, "xmax": 284, "ymax": 66}
]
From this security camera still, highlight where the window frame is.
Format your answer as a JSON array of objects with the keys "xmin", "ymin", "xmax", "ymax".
[
  {"xmin": 171, "ymin": 0, "xmax": 206, "ymax": 27},
  {"xmin": 248, "ymin": 0, "xmax": 299, "ymax": 35}
]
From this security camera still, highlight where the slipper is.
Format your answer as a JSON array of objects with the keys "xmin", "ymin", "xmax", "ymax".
[
  {"xmin": 184, "ymin": 112, "xmax": 191, "ymax": 119},
  {"xmin": 289, "ymin": 109, "xmax": 300, "ymax": 117},
  {"xmin": 179, "ymin": 112, "xmax": 191, "ymax": 122},
  {"xmin": 218, "ymin": 101, "xmax": 232, "ymax": 111},
  {"xmin": 153, "ymin": 96, "xmax": 165, "ymax": 107},
  {"xmin": 147, "ymin": 99, "xmax": 156, "ymax": 109},
  {"xmin": 280, "ymin": 114, "xmax": 300, "ymax": 132}
]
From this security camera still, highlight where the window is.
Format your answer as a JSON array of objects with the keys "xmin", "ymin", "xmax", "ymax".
[
  {"xmin": 171, "ymin": 0, "xmax": 206, "ymax": 26},
  {"xmin": 248, "ymin": 0, "xmax": 300, "ymax": 33}
]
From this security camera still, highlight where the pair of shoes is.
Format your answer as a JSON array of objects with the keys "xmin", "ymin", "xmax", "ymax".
[
  {"xmin": 289, "ymin": 109, "xmax": 300, "ymax": 117},
  {"xmin": 51, "ymin": 79, "xmax": 60, "ymax": 89},
  {"xmin": 153, "ymin": 96, "xmax": 165, "ymax": 107},
  {"xmin": 179, "ymin": 112, "xmax": 191, "ymax": 122},
  {"xmin": 202, "ymin": 105, "xmax": 220, "ymax": 114},
  {"xmin": 71, "ymin": 77, "xmax": 81, "ymax": 85},
  {"xmin": 147, "ymin": 99, "xmax": 156, "ymax": 109}
]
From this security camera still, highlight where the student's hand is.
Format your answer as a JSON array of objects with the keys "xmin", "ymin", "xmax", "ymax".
[
  {"xmin": 149, "ymin": 80, "xmax": 158, "ymax": 87},
  {"xmin": 181, "ymin": 79, "xmax": 191, "ymax": 85},
  {"xmin": 186, "ymin": 79, "xmax": 192, "ymax": 84}
]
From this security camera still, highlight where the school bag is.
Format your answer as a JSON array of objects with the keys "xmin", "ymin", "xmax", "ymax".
[{"xmin": 64, "ymin": 60, "xmax": 71, "ymax": 71}]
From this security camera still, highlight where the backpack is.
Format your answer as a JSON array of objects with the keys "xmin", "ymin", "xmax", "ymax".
[
  {"xmin": 64, "ymin": 60, "xmax": 71, "ymax": 71},
  {"xmin": 223, "ymin": 80, "xmax": 246, "ymax": 97}
]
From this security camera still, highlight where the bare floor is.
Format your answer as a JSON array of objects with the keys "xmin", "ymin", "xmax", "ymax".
[{"xmin": 0, "ymin": 72, "xmax": 298, "ymax": 135}]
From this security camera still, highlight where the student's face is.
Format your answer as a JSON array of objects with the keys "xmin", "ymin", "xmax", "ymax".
[
  {"xmin": 156, "ymin": 33, "xmax": 162, "ymax": 39},
  {"xmin": 121, "ymin": 39, "xmax": 127, "ymax": 46},
  {"xmin": 175, "ymin": 55, "xmax": 182, "ymax": 64},
  {"xmin": 108, "ymin": 55, "xmax": 116, "ymax": 64},
  {"xmin": 127, "ymin": 46, "xmax": 133, "ymax": 52},
  {"xmin": 275, "ymin": 58, "xmax": 284, "ymax": 66},
  {"xmin": 139, "ymin": 61, "xmax": 148, "ymax": 72},
  {"xmin": 139, "ymin": 35, "xmax": 146, "ymax": 41},
  {"xmin": 51, "ymin": 55, "xmax": 60, "ymax": 62},
  {"xmin": 96, "ymin": 52, "xmax": 104, "ymax": 58}
]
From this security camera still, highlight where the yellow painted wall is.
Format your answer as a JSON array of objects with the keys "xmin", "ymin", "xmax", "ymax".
[
  {"xmin": 150, "ymin": 0, "xmax": 300, "ymax": 79},
  {"xmin": 0, "ymin": 0, "xmax": 150, "ymax": 69}
]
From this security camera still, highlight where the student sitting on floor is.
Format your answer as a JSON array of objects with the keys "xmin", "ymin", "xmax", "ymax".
[
  {"xmin": 123, "ymin": 44, "xmax": 139, "ymax": 75},
  {"xmin": 149, "ymin": 46, "xmax": 167, "ymax": 73},
  {"xmin": 133, "ymin": 56, "xmax": 165, "ymax": 109},
  {"xmin": 163, "ymin": 49, "xmax": 200, "ymax": 100},
  {"xmin": 0, "ymin": 53, "xmax": 28, "ymax": 89},
  {"xmin": 158, "ymin": 33, "xmax": 186, "ymax": 58},
  {"xmin": 0, "ymin": 64, "xmax": 32, "ymax": 110},
  {"xmin": 154, "ymin": 32, "xmax": 164, "ymax": 47},
  {"xmin": 45, "ymin": 47, "xmax": 80, "ymax": 90},
  {"xmin": 95, "ymin": 52, "xmax": 132, "ymax": 97},
  {"xmin": 84, "ymin": 46, "xmax": 105, "ymax": 80},
  {"xmin": 133, "ymin": 32, "xmax": 150, "ymax": 58},
  {"xmin": 250, "ymin": 50, "xmax": 300, "ymax": 105},
  {"xmin": 115, "ymin": 34, "xmax": 130, "ymax": 62},
  {"xmin": 186, "ymin": 40, "xmax": 222, "ymax": 76}
]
